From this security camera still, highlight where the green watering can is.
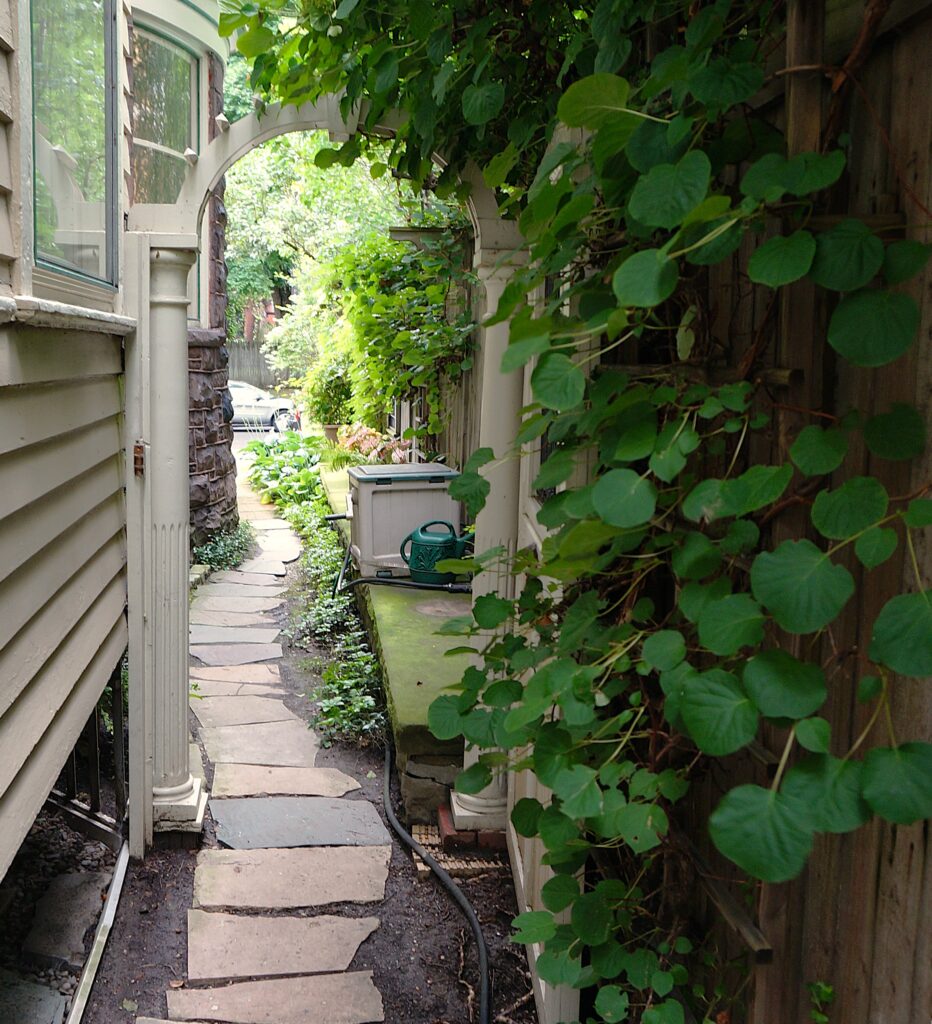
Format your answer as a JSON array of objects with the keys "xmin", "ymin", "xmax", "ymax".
[{"xmin": 400, "ymin": 521, "xmax": 469, "ymax": 584}]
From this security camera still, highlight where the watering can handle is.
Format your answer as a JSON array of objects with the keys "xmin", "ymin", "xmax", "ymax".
[
  {"xmin": 400, "ymin": 532, "xmax": 413, "ymax": 564},
  {"xmin": 400, "ymin": 521, "xmax": 456, "ymax": 564}
]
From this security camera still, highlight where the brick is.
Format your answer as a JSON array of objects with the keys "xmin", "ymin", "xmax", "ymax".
[{"xmin": 437, "ymin": 803, "xmax": 476, "ymax": 852}]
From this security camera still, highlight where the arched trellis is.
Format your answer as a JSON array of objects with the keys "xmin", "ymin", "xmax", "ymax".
[{"xmin": 124, "ymin": 97, "xmax": 526, "ymax": 858}]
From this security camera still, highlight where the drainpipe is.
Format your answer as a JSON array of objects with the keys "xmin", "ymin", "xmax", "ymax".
[
  {"xmin": 146, "ymin": 241, "xmax": 204, "ymax": 833},
  {"xmin": 450, "ymin": 255, "xmax": 524, "ymax": 831}
]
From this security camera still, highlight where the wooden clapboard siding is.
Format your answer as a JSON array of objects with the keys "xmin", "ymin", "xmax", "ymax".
[{"xmin": 0, "ymin": 324, "xmax": 127, "ymax": 882}]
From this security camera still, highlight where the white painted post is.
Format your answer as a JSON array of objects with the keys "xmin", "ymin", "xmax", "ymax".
[
  {"xmin": 451, "ymin": 256, "xmax": 524, "ymax": 830},
  {"xmin": 147, "ymin": 241, "xmax": 205, "ymax": 830}
]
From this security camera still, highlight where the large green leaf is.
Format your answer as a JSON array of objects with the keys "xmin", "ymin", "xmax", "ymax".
[
  {"xmin": 461, "ymin": 81, "xmax": 505, "ymax": 125},
  {"xmin": 512, "ymin": 910, "xmax": 556, "ymax": 944},
  {"xmin": 541, "ymin": 874, "xmax": 579, "ymax": 913},
  {"xmin": 751, "ymin": 540, "xmax": 854, "ymax": 634},
  {"xmin": 473, "ymin": 594, "xmax": 513, "ymax": 629},
  {"xmin": 742, "ymin": 650, "xmax": 827, "ymax": 719},
  {"xmin": 628, "ymin": 151, "xmax": 711, "ymax": 229},
  {"xmin": 864, "ymin": 403, "xmax": 926, "ymax": 461},
  {"xmin": 782, "ymin": 755, "xmax": 870, "ymax": 833},
  {"xmin": 828, "ymin": 289, "xmax": 920, "ymax": 367},
  {"xmin": 572, "ymin": 891, "xmax": 613, "ymax": 945},
  {"xmin": 722, "ymin": 464, "xmax": 792, "ymax": 517},
  {"xmin": 615, "ymin": 802, "xmax": 667, "ymax": 853},
  {"xmin": 861, "ymin": 744, "xmax": 932, "ymax": 824},
  {"xmin": 680, "ymin": 670, "xmax": 759, "ymax": 755},
  {"xmin": 790, "ymin": 425, "xmax": 848, "ymax": 476},
  {"xmin": 854, "ymin": 527, "xmax": 898, "ymax": 570},
  {"xmin": 809, "ymin": 219, "xmax": 884, "ymax": 292},
  {"xmin": 671, "ymin": 531, "xmax": 721, "ymax": 580},
  {"xmin": 642, "ymin": 630, "xmax": 686, "ymax": 671},
  {"xmin": 592, "ymin": 469, "xmax": 657, "ymax": 527},
  {"xmin": 428, "ymin": 695, "xmax": 464, "ymax": 740},
  {"xmin": 531, "ymin": 353, "xmax": 586, "ymax": 410},
  {"xmin": 612, "ymin": 249, "xmax": 679, "ymax": 307},
  {"xmin": 697, "ymin": 594, "xmax": 765, "ymax": 655},
  {"xmin": 868, "ymin": 590, "xmax": 932, "ymax": 676},
  {"xmin": 882, "ymin": 239, "xmax": 931, "ymax": 285},
  {"xmin": 748, "ymin": 230, "xmax": 815, "ymax": 287},
  {"xmin": 810, "ymin": 476, "xmax": 888, "ymax": 539},
  {"xmin": 904, "ymin": 499, "xmax": 932, "ymax": 527},
  {"xmin": 557, "ymin": 73, "xmax": 631, "ymax": 129},
  {"xmin": 594, "ymin": 986, "xmax": 629, "ymax": 1023},
  {"xmin": 709, "ymin": 785, "xmax": 813, "ymax": 881},
  {"xmin": 553, "ymin": 765, "xmax": 603, "ymax": 819}
]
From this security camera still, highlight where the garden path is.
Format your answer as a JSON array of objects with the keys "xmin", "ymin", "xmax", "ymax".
[{"xmin": 138, "ymin": 459, "xmax": 390, "ymax": 1024}]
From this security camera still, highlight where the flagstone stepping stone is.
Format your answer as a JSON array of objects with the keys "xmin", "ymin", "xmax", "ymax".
[
  {"xmin": 190, "ymin": 643, "xmax": 283, "ymax": 667},
  {"xmin": 191, "ymin": 595, "xmax": 283, "ymax": 614},
  {"xmin": 256, "ymin": 539, "xmax": 302, "ymax": 562},
  {"xmin": 241, "ymin": 507, "xmax": 278, "ymax": 519},
  {"xmin": 186, "ymin": 910, "xmax": 378, "ymax": 981},
  {"xmin": 190, "ymin": 664, "xmax": 281, "ymax": 684},
  {"xmin": 190, "ymin": 625, "xmax": 282, "ymax": 645},
  {"xmin": 198, "ymin": 583, "xmax": 286, "ymax": 598},
  {"xmin": 190, "ymin": 680, "xmax": 286, "ymax": 699},
  {"xmin": 211, "ymin": 764, "xmax": 360, "ymax": 798},
  {"xmin": 211, "ymin": 796, "xmax": 392, "ymax": 849},
  {"xmin": 190, "ymin": 608, "xmax": 275, "ymax": 627},
  {"xmin": 192, "ymin": 696, "xmax": 299, "ymax": 730},
  {"xmin": 211, "ymin": 571, "xmax": 284, "ymax": 586},
  {"xmin": 238, "ymin": 558, "xmax": 287, "ymax": 576},
  {"xmin": 194, "ymin": 846, "xmax": 391, "ymax": 909},
  {"xmin": 252, "ymin": 519, "xmax": 290, "ymax": 530},
  {"xmin": 199, "ymin": 721, "xmax": 319, "ymax": 768},
  {"xmin": 0, "ymin": 975, "xmax": 66, "ymax": 1024},
  {"xmin": 24, "ymin": 870, "xmax": 112, "ymax": 969},
  {"xmin": 167, "ymin": 971, "xmax": 383, "ymax": 1024}
]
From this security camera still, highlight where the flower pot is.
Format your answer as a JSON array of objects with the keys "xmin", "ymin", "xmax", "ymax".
[{"xmin": 323, "ymin": 424, "xmax": 340, "ymax": 444}]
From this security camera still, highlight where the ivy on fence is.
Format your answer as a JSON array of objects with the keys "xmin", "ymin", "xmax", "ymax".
[{"xmin": 222, "ymin": 1, "xmax": 932, "ymax": 1019}]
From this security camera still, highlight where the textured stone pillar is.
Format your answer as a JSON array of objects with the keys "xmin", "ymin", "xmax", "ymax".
[
  {"xmin": 451, "ymin": 258, "xmax": 524, "ymax": 830},
  {"xmin": 149, "ymin": 244, "xmax": 204, "ymax": 827}
]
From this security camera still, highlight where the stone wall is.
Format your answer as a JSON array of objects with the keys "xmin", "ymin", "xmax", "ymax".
[
  {"xmin": 189, "ymin": 329, "xmax": 238, "ymax": 544},
  {"xmin": 186, "ymin": 52, "xmax": 238, "ymax": 546}
]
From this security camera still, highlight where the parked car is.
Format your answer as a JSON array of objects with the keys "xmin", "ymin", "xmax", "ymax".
[{"xmin": 228, "ymin": 380, "xmax": 301, "ymax": 432}]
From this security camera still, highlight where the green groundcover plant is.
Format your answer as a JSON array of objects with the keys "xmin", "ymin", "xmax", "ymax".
[{"xmin": 223, "ymin": 2, "xmax": 932, "ymax": 1019}]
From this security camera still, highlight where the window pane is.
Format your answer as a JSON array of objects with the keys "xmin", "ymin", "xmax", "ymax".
[
  {"xmin": 133, "ymin": 32, "xmax": 193, "ymax": 153},
  {"xmin": 31, "ymin": 0, "xmax": 112, "ymax": 280},
  {"xmin": 132, "ymin": 145, "xmax": 188, "ymax": 205}
]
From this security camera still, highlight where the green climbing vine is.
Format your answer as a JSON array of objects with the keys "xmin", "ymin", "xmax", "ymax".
[{"xmin": 222, "ymin": 1, "xmax": 932, "ymax": 1019}]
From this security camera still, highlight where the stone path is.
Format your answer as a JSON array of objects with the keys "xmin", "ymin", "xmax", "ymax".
[{"xmin": 142, "ymin": 465, "xmax": 389, "ymax": 1024}]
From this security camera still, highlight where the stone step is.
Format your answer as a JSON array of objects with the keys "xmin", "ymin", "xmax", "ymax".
[
  {"xmin": 186, "ymin": 910, "xmax": 378, "ymax": 982},
  {"xmin": 167, "ymin": 971, "xmax": 384, "ymax": 1024},
  {"xmin": 210, "ymin": 764, "xmax": 359, "ymax": 798},
  {"xmin": 190, "ymin": 696, "xmax": 299, "ymax": 730},
  {"xmin": 190, "ymin": 680, "xmax": 287, "ymax": 699},
  {"xmin": 190, "ymin": 643, "xmax": 284, "ymax": 667},
  {"xmin": 190, "ymin": 625, "xmax": 281, "ymax": 646},
  {"xmin": 197, "ymin": 583, "xmax": 286, "ymax": 598},
  {"xmin": 199, "ymin": 720, "xmax": 319, "ymax": 768},
  {"xmin": 210, "ymin": 796, "xmax": 392, "ymax": 849},
  {"xmin": 238, "ymin": 558, "xmax": 287, "ymax": 576},
  {"xmin": 190, "ymin": 609, "xmax": 276, "ymax": 627},
  {"xmin": 190, "ymin": 595, "xmax": 284, "ymax": 614},
  {"xmin": 210, "ymin": 571, "xmax": 286, "ymax": 586},
  {"xmin": 193, "ymin": 846, "xmax": 391, "ymax": 910},
  {"xmin": 190, "ymin": 664, "xmax": 281, "ymax": 684}
]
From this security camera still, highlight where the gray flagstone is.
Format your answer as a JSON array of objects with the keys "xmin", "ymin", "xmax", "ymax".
[
  {"xmin": 190, "ymin": 696, "xmax": 299, "ymax": 729},
  {"xmin": 190, "ymin": 608, "xmax": 275, "ymax": 627},
  {"xmin": 190, "ymin": 664, "xmax": 281, "ymax": 684},
  {"xmin": 211, "ymin": 570, "xmax": 286, "ymax": 586},
  {"xmin": 190, "ymin": 643, "xmax": 283, "ymax": 666},
  {"xmin": 199, "ymin": 720, "xmax": 319, "ymax": 767},
  {"xmin": 191, "ymin": 594, "xmax": 284, "ymax": 613},
  {"xmin": 238, "ymin": 558, "xmax": 287, "ymax": 576},
  {"xmin": 211, "ymin": 796, "xmax": 391, "ymax": 849},
  {"xmin": 190, "ymin": 625, "xmax": 281, "ymax": 645},
  {"xmin": 210, "ymin": 763, "xmax": 360, "ymax": 798},
  {"xmin": 197, "ymin": 583, "xmax": 286, "ymax": 598}
]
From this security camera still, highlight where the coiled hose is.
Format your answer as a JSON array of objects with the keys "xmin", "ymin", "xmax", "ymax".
[{"xmin": 382, "ymin": 744, "xmax": 492, "ymax": 1024}]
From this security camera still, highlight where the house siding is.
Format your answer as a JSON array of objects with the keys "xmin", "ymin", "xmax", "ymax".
[{"xmin": 0, "ymin": 324, "xmax": 128, "ymax": 879}]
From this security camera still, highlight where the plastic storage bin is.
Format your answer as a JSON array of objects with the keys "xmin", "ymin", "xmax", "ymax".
[{"xmin": 346, "ymin": 464, "xmax": 462, "ymax": 577}]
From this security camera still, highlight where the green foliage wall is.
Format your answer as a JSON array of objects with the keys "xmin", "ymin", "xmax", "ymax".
[{"xmin": 221, "ymin": 1, "xmax": 932, "ymax": 1019}]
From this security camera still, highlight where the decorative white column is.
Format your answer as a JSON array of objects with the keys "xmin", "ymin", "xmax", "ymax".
[
  {"xmin": 451, "ymin": 256, "xmax": 524, "ymax": 830},
  {"xmin": 147, "ymin": 244, "xmax": 204, "ymax": 829}
]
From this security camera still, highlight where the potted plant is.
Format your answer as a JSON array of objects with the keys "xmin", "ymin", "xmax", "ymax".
[{"xmin": 303, "ymin": 352, "xmax": 354, "ymax": 443}]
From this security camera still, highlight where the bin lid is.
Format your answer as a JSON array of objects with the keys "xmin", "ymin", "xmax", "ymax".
[{"xmin": 348, "ymin": 463, "xmax": 460, "ymax": 485}]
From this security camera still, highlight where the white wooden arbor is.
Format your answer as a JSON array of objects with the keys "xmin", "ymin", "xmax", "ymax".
[{"xmin": 124, "ymin": 97, "xmax": 525, "ymax": 848}]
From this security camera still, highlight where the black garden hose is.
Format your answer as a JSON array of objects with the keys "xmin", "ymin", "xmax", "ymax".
[{"xmin": 382, "ymin": 744, "xmax": 492, "ymax": 1024}]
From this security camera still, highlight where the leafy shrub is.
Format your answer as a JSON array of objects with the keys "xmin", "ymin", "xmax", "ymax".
[
  {"xmin": 285, "ymin": 494, "xmax": 385, "ymax": 744},
  {"xmin": 337, "ymin": 423, "xmax": 411, "ymax": 464},
  {"xmin": 302, "ymin": 350, "xmax": 354, "ymax": 425},
  {"xmin": 192, "ymin": 520, "xmax": 255, "ymax": 571},
  {"xmin": 245, "ymin": 432, "xmax": 324, "ymax": 505}
]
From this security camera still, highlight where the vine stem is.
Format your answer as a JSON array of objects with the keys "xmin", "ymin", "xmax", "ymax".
[
  {"xmin": 905, "ymin": 527, "xmax": 926, "ymax": 592},
  {"xmin": 846, "ymin": 673, "xmax": 888, "ymax": 760},
  {"xmin": 771, "ymin": 726, "xmax": 796, "ymax": 793}
]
